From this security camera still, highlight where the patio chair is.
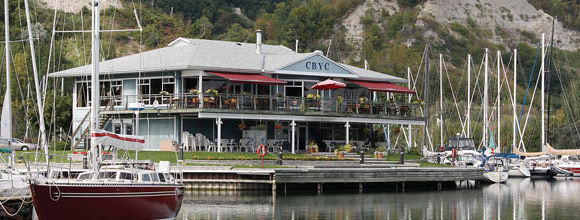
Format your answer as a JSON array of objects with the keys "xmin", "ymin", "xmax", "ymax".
[
  {"xmin": 205, "ymin": 138, "xmax": 215, "ymax": 152},
  {"xmin": 188, "ymin": 134, "xmax": 197, "ymax": 151},
  {"xmin": 267, "ymin": 140, "xmax": 276, "ymax": 152},
  {"xmin": 227, "ymin": 139, "xmax": 238, "ymax": 152},
  {"xmin": 239, "ymin": 139, "xmax": 250, "ymax": 152},
  {"xmin": 182, "ymin": 132, "xmax": 190, "ymax": 151}
]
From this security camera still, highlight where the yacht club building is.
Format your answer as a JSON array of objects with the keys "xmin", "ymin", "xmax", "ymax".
[{"xmin": 51, "ymin": 32, "xmax": 424, "ymax": 153}]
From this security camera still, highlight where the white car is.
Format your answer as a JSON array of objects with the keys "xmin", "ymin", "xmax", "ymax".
[{"xmin": 0, "ymin": 138, "xmax": 38, "ymax": 151}]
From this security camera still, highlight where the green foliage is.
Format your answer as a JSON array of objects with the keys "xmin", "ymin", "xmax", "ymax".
[
  {"xmin": 529, "ymin": 0, "xmax": 580, "ymax": 31},
  {"xmin": 397, "ymin": 0, "xmax": 424, "ymax": 8}
]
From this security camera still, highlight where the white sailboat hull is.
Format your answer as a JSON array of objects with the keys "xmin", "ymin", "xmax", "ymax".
[
  {"xmin": 508, "ymin": 166, "xmax": 531, "ymax": 178},
  {"xmin": 482, "ymin": 170, "xmax": 509, "ymax": 183}
]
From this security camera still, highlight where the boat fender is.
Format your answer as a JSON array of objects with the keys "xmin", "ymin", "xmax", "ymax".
[{"xmin": 257, "ymin": 145, "xmax": 267, "ymax": 157}]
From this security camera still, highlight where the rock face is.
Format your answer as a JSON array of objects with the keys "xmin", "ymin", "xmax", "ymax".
[
  {"xmin": 343, "ymin": 0, "xmax": 399, "ymax": 59},
  {"xmin": 419, "ymin": 0, "xmax": 580, "ymax": 51},
  {"xmin": 37, "ymin": 0, "xmax": 122, "ymax": 13},
  {"xmin": 342, "ymin": 0, "xmax": 580, "ymax": 58}
]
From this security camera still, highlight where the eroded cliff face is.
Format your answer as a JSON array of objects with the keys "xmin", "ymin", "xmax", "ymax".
[
  {"xmin": 419, "ymin": 0, "xmax": 580, "ymax": 50},
  {"xmin": 37, "ymin": 0, "xmax": 123, "ymax": 13},
  {"xmin": 342, "ymin": 0, "xmax": 580, "ymax": 61}
]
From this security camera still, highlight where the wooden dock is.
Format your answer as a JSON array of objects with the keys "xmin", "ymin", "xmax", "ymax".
[{"xmin": 179, "ymin": 167, "xmax": 484, "ymax": 192}]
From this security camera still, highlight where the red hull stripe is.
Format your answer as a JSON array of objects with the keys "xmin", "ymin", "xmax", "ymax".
[{"xmin": 91, "ymin": 132, "xmax": 145, "ymax": 143}]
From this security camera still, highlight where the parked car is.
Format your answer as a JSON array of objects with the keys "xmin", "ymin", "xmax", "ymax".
[{"xmin": 0, "ymin": 138, "xmax": 38, "ymax": 151}]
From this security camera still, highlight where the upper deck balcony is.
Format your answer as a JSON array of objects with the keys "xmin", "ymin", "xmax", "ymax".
[{"xmin": 99, "ymin": 93, "xmax": 424, "ymax": 120}]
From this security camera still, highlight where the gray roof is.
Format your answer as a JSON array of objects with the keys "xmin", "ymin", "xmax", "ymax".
[{"xmin": 50, "ymin": 37, "xmax": 407, "ymax": 83}]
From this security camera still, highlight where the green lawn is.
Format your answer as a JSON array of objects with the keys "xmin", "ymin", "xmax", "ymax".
[
  {"xmin": 419, "ymin": 162, "xmax": 452, "ymax": 167},
  {"xmin": 384, "ymin": 153, "xmax": 423, "ymax": 161},
  {"xmin": 13, "ymin": 150, "xmax": 423, "ymax": 164}
]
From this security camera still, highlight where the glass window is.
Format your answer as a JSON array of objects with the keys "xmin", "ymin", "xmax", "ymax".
[
  {"xmin": 77, "ymin": 173, "xmax": 92, "ymax": 180},
  {"xmin": 114, "ymin": 124, "xmax": 122, "ymax": 134},
  {"xmin": 159, "ymin": 173, "xmax": 166, "ymax": 182},
  {"xmin": 76, "ymin": 82, "xmax": 91, "ymax": 107},
  {"xmin": 152, "ymin": 173, "xmax": 160, "ymax": 182},
  {"xmin": 119, "ymin": 172, "xmax": 134, "ymax": 180},
  {"xmin": 97, "ymin": 172, "xmax": 117, "ymax": 179},
  {"xmin": 141, "ymin": 174, "xmax": 151, "ymax": 182}
]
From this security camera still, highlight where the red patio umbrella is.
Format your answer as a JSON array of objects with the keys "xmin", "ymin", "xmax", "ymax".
[{"xmin": 311, "ymin": 79, "xmax": 346, "ymax": 90}]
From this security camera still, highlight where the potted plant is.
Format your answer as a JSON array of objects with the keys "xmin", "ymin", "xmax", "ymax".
[
  {"xmin": 205, "ymin": 88, "xmax": 218, "ymax": 97},
  {"xmin": 359, "ymin": 96, "xmax": 368, "ymax": 104},
  {"xmin": 374, "ymin": 146, "xmax": 388, "ymax": 159},
  {"xmin": 159, "ymin": 91, "xmax": 169, "ymax": 96},
  {"xmin": 334, "ymin": 144, "xmax": 352, "ymax": 159},
  {"xmin": 306, "ymin": 141, "xmax": 318, "ymax": 154},
  {"xmin": 257, "ymin": 123, "xmax": 266, "ymax": 130},
  {"xmin": 238, "ymin": 123, "xmax": 246, "ymax": 131},
  {"xmin": 189, "ymin": 89, "xmax": 200, "ymax": 94},
  {"xmin": 337, "ymin": 95, "xmax": 343, "ymax": 111}
]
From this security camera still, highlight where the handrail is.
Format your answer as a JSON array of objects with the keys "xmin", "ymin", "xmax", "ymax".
[{"xmin": 97, "ymin": 93, "xmax": 420, "ymax": 117}]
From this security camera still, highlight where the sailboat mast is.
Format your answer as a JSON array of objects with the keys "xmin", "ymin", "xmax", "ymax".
[
  {"xmin": 546, "ymin": 18, "xmax": 555, "ymax": 142},
  {"xmin": 24, "ymin": 0, "xmax": 50, "ymax": 163},
  {"xmin": 513, "ymin": 49, "xmax": 517, "ymax": 152},
  {"xmin": 497, "ymin": 51, "xmax": 501, "ymax": 152},
  {"xmin": 467, "ymin": 54, "xmax": 471, "ymax": 138},
  {"xmin": 484, "ymin": 49, "xmax": 488, "ymax": 149},
  {"xmin": 424, "ymin": 44, "xmax": 430, "ymax": 150},
  {"xmin": 439, "ymin": 54, "xmax": 443, "ymax": 149},
  {"xmin": 90, "ymin": 0, "xmax": 101, "ymax": 175},
  {"xmin": 407, "ymin": 67, "xmax": 412, "ymax": 148},
  {"xmin": 3, "ymin": 0, "xmax": 13, "ymax": 167},
  {"xmin": 541, "ymin": 33, "xmax": 545, "ymax": 152}
]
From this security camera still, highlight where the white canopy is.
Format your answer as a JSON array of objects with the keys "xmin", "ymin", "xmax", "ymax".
[{"xmin": 92, "ymin": 130, "xmax": 145, "ymax": 151}]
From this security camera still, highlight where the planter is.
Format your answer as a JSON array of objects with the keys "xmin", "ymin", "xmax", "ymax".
[
  {"xmin": 337, "ymin": 152, "xmax": 345, "ymax": 159},
  {"xmin": 377, "ymin": 153, "xmax": 384, "ymax": 159},
  {"xmin": 309, "ymin": 148, "xmax": 315, "ymax": 154}
]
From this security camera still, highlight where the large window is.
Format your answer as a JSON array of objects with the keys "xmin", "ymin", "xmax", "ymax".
[
  {"xmin": 285, "ymin": 81, "xmax": 303, "ymax": 97},
  {"xmin": 76, "ymin": 82, "xmax": 90, "ymax": 107},
  {"xmin": 76, "ymin": 80, "xmax": 122, "ymax": 107},
  {"xmin": 138, "ymin": 77, "xmax": 175, "ymax": 105}
]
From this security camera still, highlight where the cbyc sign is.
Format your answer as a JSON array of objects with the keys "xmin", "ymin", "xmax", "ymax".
[{"xmin": 305, "ymin": 61, "xmax": 330, "ymax": 71}]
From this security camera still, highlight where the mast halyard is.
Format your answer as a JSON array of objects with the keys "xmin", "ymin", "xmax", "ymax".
[
  {"xmin": 90, "ymin": 0, "xmax": 101, "ymax": 176},
  {"xmin": 24, "ymin": 0, "xmax": 50, "ymax": 163}
]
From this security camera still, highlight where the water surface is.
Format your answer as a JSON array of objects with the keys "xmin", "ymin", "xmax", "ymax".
[{"xmin": 178, "ymin": 178, "xmax": 580, "ymax": 219}]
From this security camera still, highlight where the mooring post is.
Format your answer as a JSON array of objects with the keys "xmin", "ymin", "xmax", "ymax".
[
  {"xmin": 402, "ymin": 182, "xmax": 405, "ymax": 192},
  {"xmin": 437, "ymin": 182, "xmax": 442, "ymax": 190},
  {"xmin": 317, "ymin": 183, "xmax": 323, "ymax": 194},
  {"xmin": 278, "ymin": 151, "xmax": 283, "ymax": 165},
  {"xmin": 359, "ymin": 183, "xmax": 363, "ymax": 193},
  {"xmin": 399, "ymin": 151, "xmax": 405, "ymax": 164},
  {"xmin": 360, "ymin": 148, "xmax": 365, "ymax": 164}
]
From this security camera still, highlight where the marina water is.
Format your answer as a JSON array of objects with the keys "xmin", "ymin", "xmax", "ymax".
[{"xmin": 178, "ymin": 178, "xmax": 580, "ymax": 219}]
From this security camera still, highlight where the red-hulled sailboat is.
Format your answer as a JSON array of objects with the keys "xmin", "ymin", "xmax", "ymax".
[{"xmin": 29, "ymin": 1, "xmax": 184, "ymax": 219}]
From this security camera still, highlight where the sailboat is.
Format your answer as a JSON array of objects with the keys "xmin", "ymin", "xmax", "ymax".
[
  {"xmin": 29, "ymin": 1, "xmax": 184, "ymax": 219},
  {"xmin": 0, "ymin": 0, "xmax": 37, "ymax": 217}
]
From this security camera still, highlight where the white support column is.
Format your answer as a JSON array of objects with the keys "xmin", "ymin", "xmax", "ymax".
[
  {"xmin": 216, "ymin": 117, "xmax": 223, "ymax": 152},
  {"xmin": 291, "ymin": 120, "xmax": 296, "ymax": 154},
  {"xmin": 198, "ymin": 72, "xmax": 203, "ymax": 108},
  {"xmin": 497, "ymin": 50, "xmax": 501, "ymax": 152},
  {"xmin": 407, "ymin": 67, "xmax": 412, "ymax": 149},
  {"xmin": 513, "ymin": 49, "xmax": 517, "ymax": 152},
  {"xmin": 467, "ymin": 54, "xmax": 471, "ymax": 138},
  {"xmin": 345, "ymin": 121, "xmax": 351, "ymax": 145},
  {"xmin": 541, "ymin": 33, "xmax": 546, "ymax": 152}
]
